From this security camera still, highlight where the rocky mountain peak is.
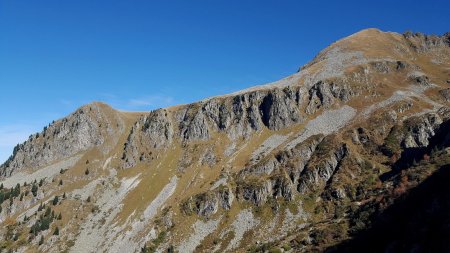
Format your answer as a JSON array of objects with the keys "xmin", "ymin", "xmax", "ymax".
[{"xmin": 0, "ymin": 101, "xmax": 124, "ymax": 177}]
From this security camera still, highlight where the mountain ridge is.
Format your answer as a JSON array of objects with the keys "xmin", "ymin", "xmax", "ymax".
[
  {"xmin": 0, "ymin": 28, "xmax": 449, "ymax": 253},
  {"xmin": 3, "ymin": 28, "xmax": 448, "ymax": 172},
  {"xmin": 3, "ymin": 28, "xmax": 448, "ymax": 175}
]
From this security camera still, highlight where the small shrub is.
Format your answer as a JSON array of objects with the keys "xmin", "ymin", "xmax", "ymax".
[
  {"xmin": 282, "ymin": 244, "xmax": 292, "ymax": 251},
  {"xmin": 52, "ymin": 196, "xmax": 59, "ymax": 206},
  {"xmin": 31, "ymin": 184, "xmax": 38, "ymax": 197},
  {"xmin": 53, "ymin": 227, "xmax": 59, "ymax": 236}
]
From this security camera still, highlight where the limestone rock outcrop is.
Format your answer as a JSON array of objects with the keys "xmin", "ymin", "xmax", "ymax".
[{"xmin": 1, "ymin": 103, "xmax": 123, "ymax": 177}]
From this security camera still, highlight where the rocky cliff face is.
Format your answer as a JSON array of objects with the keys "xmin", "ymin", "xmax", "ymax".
[
  {"xmin": 0, "ymin": 29, "xmax": 449, "ymax": 253},
  {"xmin": 0, "ymin": 102, "xmax": 124, "ymax": 177},
  {"xmin": 403, "ymin": 31, "xmax": 450, "ymax": 52},
  {"xmin": 122, "ymin": 109, "xmax": 173, "ymax": 168},
  {"xmin": 181, "ymin": 186, "xmax": 234, "ymax": 217},
  {"xmin": 402, "ymin": 113, "xmax": 443, "ymax": 148}
]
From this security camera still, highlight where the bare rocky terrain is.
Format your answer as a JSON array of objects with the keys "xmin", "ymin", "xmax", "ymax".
[{"xmin": 1, "ymin": 28, "xmax": 450, "ymax": 253}]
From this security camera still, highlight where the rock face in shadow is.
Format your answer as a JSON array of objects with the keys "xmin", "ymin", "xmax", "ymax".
[
  {"xmin": 386, "ymin": 110, "xmax": 450, "ymax": 176},
  {"xmin": 402, "ymin": 113, "xmax": 443, "ymax": 148},
  {"xmin": 328, "ymin": 164, "xmax": 450, "ymax": 253}
]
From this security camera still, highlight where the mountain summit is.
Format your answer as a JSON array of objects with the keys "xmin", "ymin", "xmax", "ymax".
[{"xmin": 1, "ymin": 29, "xmax": 449, "ymax": 252}]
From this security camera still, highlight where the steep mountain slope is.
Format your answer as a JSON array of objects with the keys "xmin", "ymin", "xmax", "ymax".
[{"xmin": 0, "ymin": 28, "xmax": 449, "ymax": 253}]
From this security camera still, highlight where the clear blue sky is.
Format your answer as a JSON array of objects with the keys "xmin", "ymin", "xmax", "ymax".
[{"xmin": 0, "ymin": 0, "xmax": 449, "ymax": 163}]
